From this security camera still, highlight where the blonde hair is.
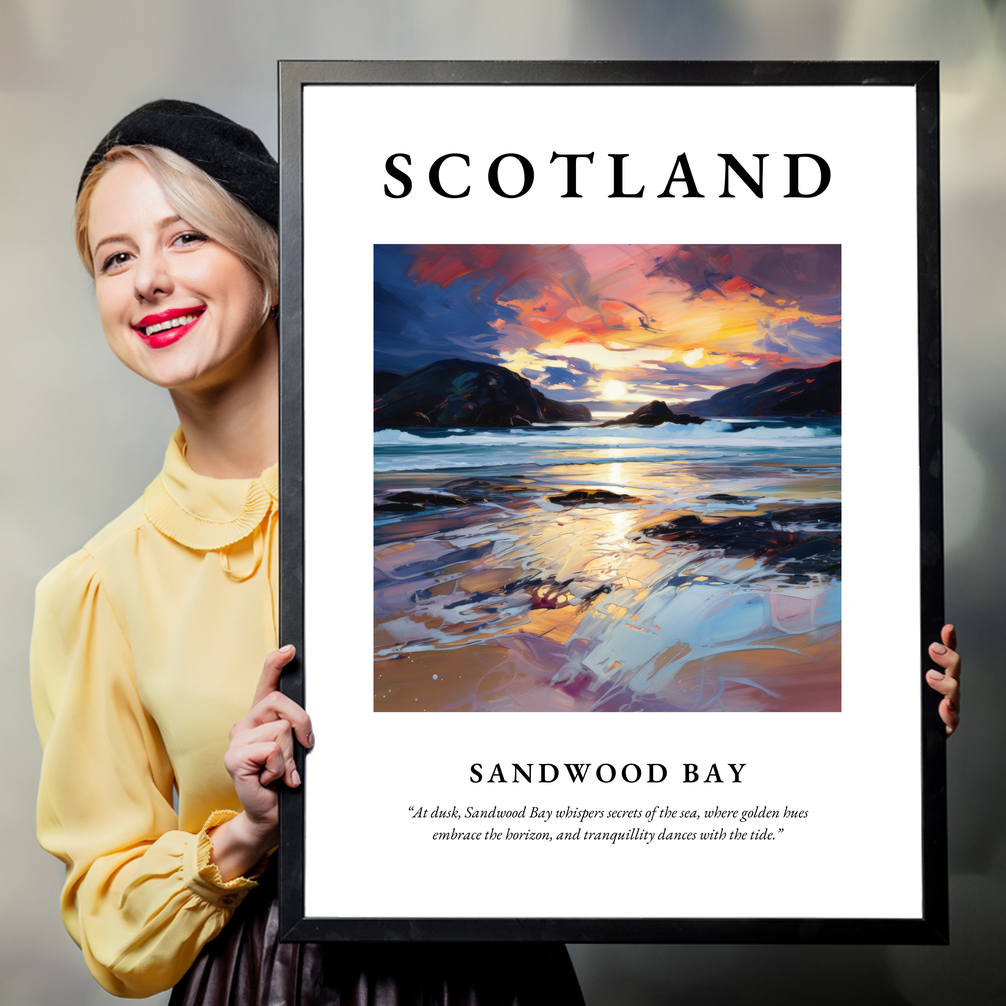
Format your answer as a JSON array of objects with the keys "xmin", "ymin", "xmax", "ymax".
[{"xmin": 75, "ymin": 145, "xmax": 278, "ymax": 322}]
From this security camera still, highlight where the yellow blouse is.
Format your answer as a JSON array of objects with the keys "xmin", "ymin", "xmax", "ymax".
[{"xmin": 31, "ymin": 429, "xmax": 279, "ymax": 998}]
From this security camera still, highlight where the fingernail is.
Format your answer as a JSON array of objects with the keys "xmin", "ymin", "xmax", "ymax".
[
  {"xmin": 306, "ymin": 732, "xmax": 315, "ymax": 748},
  {"xmin": 928, "ymin": 670, "xmax": 944, "ymax": 679},
  {"xmin": 931, "ymin": 643, "xmax": 947, "ymax": 654},
  {"xmin": 280, "ymin": 644, "xmax": 295, "ymax": 654},
  {"xmin": 292, "ymin": 768, "xmax": 301, "ymax": 787},
  {"xmin": 946, "ymin": 700, "xmax": 956, "ymax": 713}
]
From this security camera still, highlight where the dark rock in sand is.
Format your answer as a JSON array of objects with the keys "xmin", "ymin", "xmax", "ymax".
[
  {"xmin": 598, "ymin": 400, "xmax": 703, "ymax": 427},
  {"xmin": 688, "ymin": 360, "xmax": 841, "ymax": 418},
  {"xmin": 374, "ymin": 359, "xmax": 592, "ymax": 428},
  {"xmin": 375, "ymin": 502, "xmax": 426, "ymax": 513},
  {"xmin": 549, "ymin": 489, "xmax": 641, "ymax": 506},
  {"xmin": 641, "ymin": 502, "xmax": 841, "ymax": 576},
  {"xmin": 435, "ymin": 574, "xmax": 610, "ymax": 615},
  {"xmin": 703, "ymin": 492, "xmax": 758, "ymax": 503},
  {"xmin": 442, "ymin": 477, "xmax": 537, "ymax": 504},
  {"xmin": 375, "ymin": 490, "xmax": 468, "ymax": 513}
]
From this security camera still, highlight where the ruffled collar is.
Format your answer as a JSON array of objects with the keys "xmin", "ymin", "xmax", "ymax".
[{"xmin": 143, "ymin": 428, "xmax": 278, "ymax": 551}]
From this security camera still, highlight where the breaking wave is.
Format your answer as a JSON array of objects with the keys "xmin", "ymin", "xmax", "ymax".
[{"xmin": 374, "ymin": 420, "xmax": 840, "ymax": 473}]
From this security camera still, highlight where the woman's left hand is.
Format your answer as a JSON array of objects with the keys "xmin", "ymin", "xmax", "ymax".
[{"xmin": 926, "ymin": 624, "xmax": 961, "ymax": 737}]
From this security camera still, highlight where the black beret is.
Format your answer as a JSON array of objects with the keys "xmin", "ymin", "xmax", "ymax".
[{"xmin": 78, "ymin": 99, "xmax": 278, "ymax": 228}]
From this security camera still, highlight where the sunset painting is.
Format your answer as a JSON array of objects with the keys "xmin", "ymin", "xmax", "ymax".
[{"xmin": 373, "ymin": 244, "xmax": 841, "ymax": 712}]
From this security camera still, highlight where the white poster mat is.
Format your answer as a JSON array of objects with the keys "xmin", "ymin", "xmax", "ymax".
[{"xmin": 301, "ymin": 84, "xmax": 919, "ymax": 920}]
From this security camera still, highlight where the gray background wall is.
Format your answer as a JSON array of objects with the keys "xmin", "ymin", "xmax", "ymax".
[{"xmin": 1, "ymin": 2, "xmax": 1003, "ymax": 1003}]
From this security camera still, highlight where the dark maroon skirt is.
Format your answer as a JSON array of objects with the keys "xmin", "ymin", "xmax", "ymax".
[{"xmin": 169, "ymin": 869, "xmax": 585, "ymax": 1006}]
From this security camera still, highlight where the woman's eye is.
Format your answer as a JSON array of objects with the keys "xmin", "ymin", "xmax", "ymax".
[
  {"xmin": 173, "ymin": 231, "xmax": 208, "ymax": 248},
  {"xmin": 101, "ymin": 251, "xmax": 131, "ymax": 273}
]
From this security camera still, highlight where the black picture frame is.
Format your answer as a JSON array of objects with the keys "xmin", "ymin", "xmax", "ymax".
[{"xmin": 277, "ymin": 60, "xmax": 945, "ymax": 944}]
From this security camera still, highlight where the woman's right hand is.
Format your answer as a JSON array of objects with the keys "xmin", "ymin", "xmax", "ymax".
[{"xmin": 209, "ymin": 645, "xmax": 314, "ymax": 881}]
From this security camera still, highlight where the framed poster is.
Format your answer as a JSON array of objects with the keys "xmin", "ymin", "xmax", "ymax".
[{"xmin": 277, "ymin": 61, "xmax": 946, "ymax": 943}]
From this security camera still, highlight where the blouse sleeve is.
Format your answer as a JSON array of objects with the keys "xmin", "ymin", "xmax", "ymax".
[{"xmin": 31, "ymin": 549, "xmax": 262, "ymax": 998}]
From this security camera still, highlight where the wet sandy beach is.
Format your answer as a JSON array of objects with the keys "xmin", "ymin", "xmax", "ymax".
[{"xmin": 374, "ymin": 450, "xmax": 841, "ymax": 713}]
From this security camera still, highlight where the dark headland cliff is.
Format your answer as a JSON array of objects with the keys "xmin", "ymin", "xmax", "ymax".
[
  {"xmin": 374, "ymin": 359, "xmax": 591, "ymax": 428},
  {"xmin": 689, "ymin": 360, "xmax": 840, "ymax": 418}
]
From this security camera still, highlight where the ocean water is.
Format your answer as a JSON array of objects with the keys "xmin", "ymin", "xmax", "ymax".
[{"xmin": 373, "ymin": 419, "xmax": 841, "ymax": 713}]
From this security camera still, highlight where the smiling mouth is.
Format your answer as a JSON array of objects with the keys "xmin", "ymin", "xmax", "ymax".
[
  {"xmin": 135, "ymin": 307, "xmax": 206, "ymax": 338},
  {"xmin": 142, "ymin": 313, "xmax": 199, "ymax": 337}
]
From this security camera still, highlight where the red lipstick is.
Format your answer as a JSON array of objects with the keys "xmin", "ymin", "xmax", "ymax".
[{"xmin": 132, "ymin": 306, "xmax": 206, "ymax": 349}]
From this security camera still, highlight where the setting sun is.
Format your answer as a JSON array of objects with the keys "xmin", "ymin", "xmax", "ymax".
[{"xmin": 603, "ymin": 380, "xmax": 626, "ymax": 399}]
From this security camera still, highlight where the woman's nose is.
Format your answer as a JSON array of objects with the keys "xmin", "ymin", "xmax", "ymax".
[{"xmin": 133, "ymin": 249, "xmax": 173, "ymax": 302}]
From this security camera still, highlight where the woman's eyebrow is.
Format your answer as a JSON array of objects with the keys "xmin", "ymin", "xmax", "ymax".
[
  {"xmin": 92, "ymin": 232, "xmax": 132, "ymax": 256},
  {"xmin": 92, "ymin": 216, "xmax": 185, "ymax": 257}
]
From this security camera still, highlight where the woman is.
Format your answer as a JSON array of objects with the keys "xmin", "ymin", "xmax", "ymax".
[{"xmin": 31, "ymin": 100, "xmax": 586, "ymax": 1003}]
